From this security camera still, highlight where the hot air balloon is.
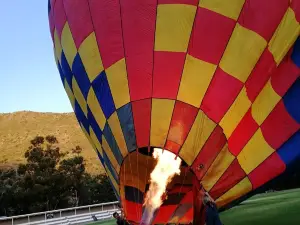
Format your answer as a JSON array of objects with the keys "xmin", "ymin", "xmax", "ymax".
[{"xmin": 48, "ymin": 0, "xmax": 300, "ymax": 224}]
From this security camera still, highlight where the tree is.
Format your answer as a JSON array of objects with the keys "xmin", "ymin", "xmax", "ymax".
[
  {"xmin": 16, "ymin": 136, "xmax": 69, "ymax": 213},
  {"xmin": 78, "ymin": 174, "xmax": 116, "ymax": 205},
  {"xmin": 0, "ymin": 135, "xmax": 116, "ymax": 217},
  {"xmin": 59, "ymin": 156, "xmax": 86, "ymax": 206}
]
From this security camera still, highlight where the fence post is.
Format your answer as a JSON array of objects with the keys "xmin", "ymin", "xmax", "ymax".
[
  {"xmin": 75, "ymin": 209, "xmax": 77, "ymax": 215},
  {"xmin": 89, "ymin": 206, "xmax": 91, "ymax": 214},
  {"xmin": 102, "ymin": 204, "xmax": 104, "ymax": 211},
  {"xmin": 60, "ymin": 210, "xmax": 62, "ymax": 218},
  {"xmin": 28, "ymin": 215, "xmax": 30, "ymax": 223},
  {"xmin": 11, "ymin": 218, "xmax": 14, "ymax": 225}
]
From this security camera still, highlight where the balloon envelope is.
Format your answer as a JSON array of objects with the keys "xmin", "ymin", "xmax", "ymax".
[{"xmin": 48, "ymin": 0, "xmax": 300, "ymax": 223}]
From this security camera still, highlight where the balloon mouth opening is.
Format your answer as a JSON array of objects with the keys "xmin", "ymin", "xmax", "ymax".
[{"xmin": 120, "ymin": 147, "xmax": 198, "ymax": 225}]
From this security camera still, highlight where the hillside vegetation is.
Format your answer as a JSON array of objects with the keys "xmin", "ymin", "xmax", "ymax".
[{"xmin": 0, "ymin": 111, "xmax": 103, "ymax": 174}]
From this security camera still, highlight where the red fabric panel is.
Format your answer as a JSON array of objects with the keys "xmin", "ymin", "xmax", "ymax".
[
  {"xmin": 89, "ymin": 0, "xmax": 124, "ymax": 69},
  {"xmin": 261, "ymin": 101, "xmax": 300, "ymax": 149},
  {"xmin": 158, "ymin": 0, "xmax": 198, "ymax": 5},
  {"xmin": 63, "ymin": 0, "xmax": 93, "ymax": 48},
  {"xmin": 167, "ymin": 101, "xmax": 198, "ymax": 153},
  {"xmin": 188, "ymin": 7, "xmax": 236, "ymax": 64},
  {"xmin": 192, "ymin": 176, "xmax": 205, "ymax": 225},
  {"xmin": 228, "ymin": 110, "xmax": 259, "ymax": 156},
  {"xmin": 209, "ymin": 159, "xmax": 246, "ymax": 199},
  {"xmin": 249, "ymin": 153, "xmax": 286, "ymax": 189},
  {"xmin": 168, "ymin": 186, "xmax": 192, "ymax": 195},
  {"xmin": 271, "ymin": 55, "xmax": 300, "ymax": 97},
  {"xmin": 291, "ymin": 0, "xmax": 300, "ymax": 22},
  {"xmin": 180, "ymin": 190, "xmax": 193, "ymax": 204},
  {"xmin": 153, "ymin": 52, "xmax": 186, "ymax": 99},
  {"xmin": 192, "ymin": 126, "xmax": 227, "ymax": 180},
  {"xmin": 245, "ymin": 50, "xmax": 276, "ymax": 102},
  {"xmin": 153, "ymin": 206, "xmax": 177, "ymax": 223},
  {"xmin": 238, "ymin": 0, "xmax": 288, "ymax": 41},
  {"xmin": 131, "ymin": 99, "xmax": 151, "ymax": 147},
  {"xmin": 201, "ymin": 68, "xmax": 244, "ymax": 123},
  {"xmin": 165, "ymin": 140, "xmax": 181, "ymax": 154},
  {"xmin": 54, "ymin": 0, "xmax": 67, "ymax": 38},
  {"xmin": 120, "ymin": 0, "xmax": 156, "ymax": 101},
  {"xmin": 123, "ymin": 200, "xmax": 142, "ymax": 223}
]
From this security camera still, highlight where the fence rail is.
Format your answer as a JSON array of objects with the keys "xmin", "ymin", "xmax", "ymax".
[{"xmin": 0, "ymin": 201, "xmax": 119, "ymax": 225}]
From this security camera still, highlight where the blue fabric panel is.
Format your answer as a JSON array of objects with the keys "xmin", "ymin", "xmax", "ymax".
[
  {"xmin": 117, "ymin": 103, "xmax": 137, "ymax": 152},
  {"xmin": 102, "ymin": 150, "xmax": 119, "ymax": 184},
  {"xmin": 292, "ymin": 37, "xmax": 300, "ymax": 68},
  {"xmin": 48, "ymin": 0, "xmax": 51, "ymax": 14},
  {"xmin": 72, "ymin": 53, "xmax": 91, "ymax": 99},
  {"xmin": 96, "ymin": 149, "xmax": 105, "ymax": 166},
  {"xmin": 278, "ymin": 130, "xmax": 300, "ymax": 166},
  {"xmin": 60, "ymin": 51, "xmax": 73, "ymax": 89},
  {"xmin": 103, "ymin": 123, "xmax": 123, "ymax": 165},
  {"xmin": 57, "ymin": 62, "xmax": 65, "ymax": 85},
  {"xmin": 163, "ymin": 193, "xmax": 185, "ymax": 205},
  {"xmin": 283, "ymin": 78, "xmax": 300, "ymax": 123},
  {"xmin": 74, "ymin": 101, "xmax": 89, "ymax": 133},
  {"xmin": 87, "ymin": 106, "xmax": 103, "ymax": 144},
  {"xmin": 125, "ymin": 186, "xmax": 144, "ymax": 204},
  {"xmin": 92, "ymin": 71, "xmax": 116, "ymax": 119},
  {"xmin": 98, "ymin": 151, "xmax": 120, "ymax": 200}
]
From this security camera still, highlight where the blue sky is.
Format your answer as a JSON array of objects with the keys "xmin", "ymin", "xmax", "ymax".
[{"xmin": 0, "ymin": 1, "xmax": 72, "ymax": 113}]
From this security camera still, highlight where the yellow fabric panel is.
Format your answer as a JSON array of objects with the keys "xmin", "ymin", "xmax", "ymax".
[
  {"xmin": 179, "ymin": 110, "xmax": 216, "ymax": 165},
  {"xmin": 72, "ymin": 77, "xmax": 88, "ymax": 117},
  {"xmin": 120, "ymin": 185, "xmax": 125, "ymax": 202},
  {"xmin": 268, "ymin": 8, "xmax": 300, "ymax": 65},
  {"xmin": 61, "ymin": 23, "xmax": 77, "ymax": 67},
  {"xmin": 104, "ymin": 164, "xmax": 120, "ymax": 196},
  {"xmin": 150, "ymin": 99, "xmax": 175, "ymax": 147},
  {"xmin": 169, "ymin": 216, "xmax": 180, "ymax": 224},
  {"xmin": 216, "ymin": 177, "xmax": 252, "ymax": 207},
  {"xmin": 54, "ymin": 29, "xmax": 62, "ymax": 62},
  {"xmin": 108, "ymin": 112, "xmax": 128, "ymax": 158},
  {"xmin": 177, "ymin": 55, "xmax": 217, "ymax": 107},
  {"xmin": 219, "ymin": 87, "xmax": 251, "ymax": 138},
  {"xmin": 201, "ymin": 144, "xmax": 235, "ymax": 191},
  {"xmin": 105, "ymin": 58, "xmax": 130, "ymax": 109},
  {"xmin": 89, "ymin": 126, "xmax": 103, "ymax": 157},
  {"xmin": 87, "ymin": 87, "xmax": 106, "ymax": 130},
  {"xmin": 155, "ymin": 4, "xmax": 197, "ymax": 52},
  {"xmin": 54, "ymin": 48, "xmax": 59, "ymax": 66},
  {"xmin": 64, "ymin": 79, "xmax": 75, "ymax": 109},
  {"xmin": 220, "ymin": 23, "xmax": 267, "ymax": 83},
  {"xmin": 199, "ymin": 0, "xmax": 245, "ymax": 20},
  {"xmin": 102, "ymin": 136, "xmax": 121, "ymax": 173},
  {"xmin": 251, "ymin": 80, "xmax": 281, "ymax": 125},
  {"xmin": 78, "ymin": 32, "xmax": 104, "ymax": 82},
  {"xmin": 238, "ymin": 129, "xmax": 274, "ymax": 174}
]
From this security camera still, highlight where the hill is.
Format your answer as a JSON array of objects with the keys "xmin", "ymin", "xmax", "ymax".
[{"xmin": 0, "ymin": 111, "xmax": 104, "ymax": 174}]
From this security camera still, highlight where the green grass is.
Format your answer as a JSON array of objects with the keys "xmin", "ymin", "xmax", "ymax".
[
  {"xmin": 221, "ymin": 188, "xmax": 300, "ymax": 225},
  {"xmin": 91, "ymin": 189, "xmax": 300, "ymax": 225}
]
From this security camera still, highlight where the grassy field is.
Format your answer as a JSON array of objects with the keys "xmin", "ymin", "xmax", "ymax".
[
  {"xmin": 92, "ymin": 189, "xmax": 300, "ymax": 225},
  {"xmin": 221, "ymin": 188, "xmax": 300, "ymax": 225}
]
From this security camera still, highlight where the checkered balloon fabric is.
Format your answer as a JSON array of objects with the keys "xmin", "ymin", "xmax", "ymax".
[{"xmin": 48, "ymin": 0, "xmax": 300, "ymax": 224}]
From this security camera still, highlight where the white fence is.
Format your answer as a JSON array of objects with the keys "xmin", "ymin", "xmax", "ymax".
[{"xmin": 0, "ymin": 201, "xmax": 119, "ymax": 225}]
